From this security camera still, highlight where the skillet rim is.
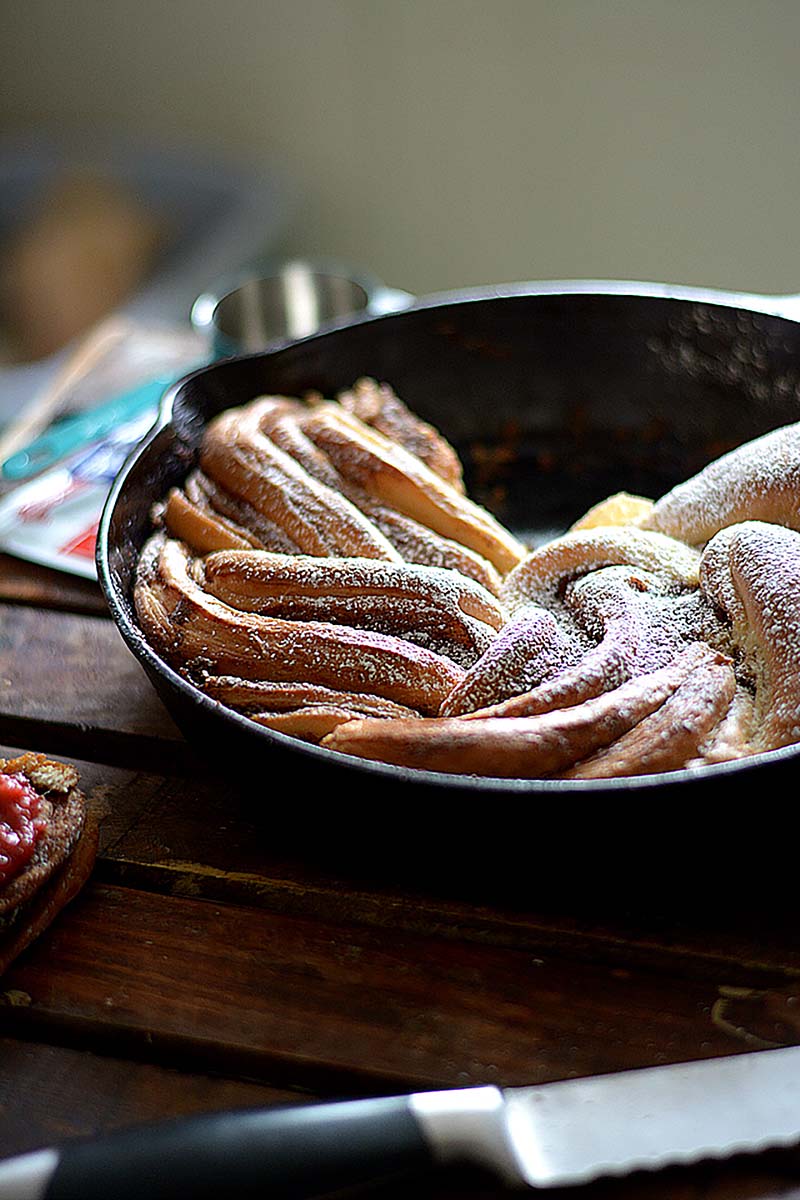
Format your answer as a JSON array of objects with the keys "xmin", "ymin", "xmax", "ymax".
[{"xmin": 96, "ymin": 278, "xmax": 800, "ymax": 793}]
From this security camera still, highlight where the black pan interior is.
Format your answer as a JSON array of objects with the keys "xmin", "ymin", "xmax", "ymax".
[
  {"xmin": 108, "ymin": 289, "xmax": 800, "ymax": 554},
  {"xmin": 100, "ymin": 287, "xmax": 800, "ymax": 830}
]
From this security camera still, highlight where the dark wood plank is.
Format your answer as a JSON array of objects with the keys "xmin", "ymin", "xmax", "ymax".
[
  {"xmin": 4, "ymin": 742, "xmax": 800, "ymax": 989},
  {"xmin": 0, "ymin": 1036, "xmax": 299, "ymax": 1157},
  {"xmin": 0, "ymin": 882, "xmax": 758, "ymax": 1094},
  {"xmin": 87, "ymin": 792, "xmax": 800, "ymax": 985},
  {"xmin": 0, "ymin": 603, "xmax": 183, "ymax": 767},
  {"xmin": 0, "ymin": 603, "xmax": 172, "ymax": 734},
  {"xmin": 0, "ymin": 554, "xmax": 108, "ymax": 616}
]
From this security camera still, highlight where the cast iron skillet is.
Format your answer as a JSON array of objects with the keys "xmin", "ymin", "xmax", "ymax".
[{"xmin": 97, "ymin": 281, "xmax": 800, "ymax": 837}]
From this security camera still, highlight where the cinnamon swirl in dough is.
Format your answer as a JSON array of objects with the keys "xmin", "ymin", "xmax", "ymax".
[
  {"xmin": 137, "ymin": 386, "xmax": 800, "ymax": 778},
  {"xmin": 137, "ymin": 536, "xmax": 465, "ymax": 715},
  {"xmin": 323, "ymin": 644, "xmax": 733, "ymax": 776},
  {"xmin": 139, "ymin": 382, "xmax": 521, "ymax": 736}
]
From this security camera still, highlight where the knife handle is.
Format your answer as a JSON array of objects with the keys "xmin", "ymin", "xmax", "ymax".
[{"xmin": 40, "ymin": 1098, "xmax": 435, "ymax": 1200}]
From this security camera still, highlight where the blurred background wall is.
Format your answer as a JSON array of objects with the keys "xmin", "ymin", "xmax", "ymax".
[{"xmin": 2, "ymin": 0, "xmax": 799, "ymax": 300}]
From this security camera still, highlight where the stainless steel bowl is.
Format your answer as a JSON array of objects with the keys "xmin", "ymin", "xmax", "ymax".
[{"xmin": 191, "ymin": 260, "xmax": 413, "ymax": 357}]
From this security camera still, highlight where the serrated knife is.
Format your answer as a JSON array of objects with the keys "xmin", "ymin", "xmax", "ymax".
[{"xmin": 3, "ymin": 1046, "xmax": 800, "ymax": 1200}]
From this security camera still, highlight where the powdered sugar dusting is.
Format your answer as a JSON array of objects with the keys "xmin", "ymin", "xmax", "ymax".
[
  {"xmin": 441, "ymin": 606, "xmax": 585, "ymax": 716},
  {"xmin": 337, "ymin": 377, "xmax": 465, "ymax": 492},
  {"xmin": 462, "ymin": 567, "xmax": 727, "ymax": 720},
  {"xmin": 501, "ymin": 526, "xmax": 700, "ymax": 613},
  {"xmin": 135, "ymin": 537, "xmax": 464, "ymax": 714},
  {"xmin": 562, "ymin": 651, "xmax": 736, "ymax": 778},
  {"xmin": 701, "ymin": 521, "xmax": 800, "ymax": 750},
  {"xmin": 201, "ymin": 405, "xmax": 400, "ymax": 560},
  {"xmin": 199, "ymin": 549, "xmax": 505, "ymax": 668},
  {"xmin": 644, "ymin": 421, "xmax": 800, "ymax": 545},
  {"xmin": 324, "ymin": 644, "xmax": 717, "ymax": 777},
  {"xmin": 135, "ymin": 385, "xmax": 800, "ymax": 777},
  {"xmin": 300, "ymin": 404, "xmax": 526, "ymax": 572}
]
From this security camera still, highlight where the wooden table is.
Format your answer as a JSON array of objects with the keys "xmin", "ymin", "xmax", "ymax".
[{"xmin": 1, "ymin": 549, "xmax": 800, "ymax": 1199}]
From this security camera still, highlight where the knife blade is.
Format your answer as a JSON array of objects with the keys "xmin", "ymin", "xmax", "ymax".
[{"xmin": 3, "ymin": 1046, "xmax": 800, "ymax": 1199}]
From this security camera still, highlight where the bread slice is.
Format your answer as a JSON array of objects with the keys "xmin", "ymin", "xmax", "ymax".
[{"xmin": 0, "ymin": 753, "xmax": 97, "ymax": 974}]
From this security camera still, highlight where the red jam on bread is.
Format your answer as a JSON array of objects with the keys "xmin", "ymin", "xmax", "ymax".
[{"xmin": 0, "ymin": 772, "xmax": 47, "ymax": 886}]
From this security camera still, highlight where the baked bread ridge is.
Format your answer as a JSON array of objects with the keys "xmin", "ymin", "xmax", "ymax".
[
  {"xmin": 166, "ymin": 387, "xmax": 525, "ymax": 579},
  {"xmin": 136, "ymin": 382, "xmax": 800, "ymax": 776},
  {"xmin": 0, "ymin": 753, "xmax": 97, "ymax": 974},
  {"xmin": 135, "ymin": 534, "xmax": 466, "ymax": 716}
]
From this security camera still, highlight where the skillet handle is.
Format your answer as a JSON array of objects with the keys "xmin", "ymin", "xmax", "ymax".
[{"xmin": 34, "ymin": 1098, "xmax": 437, "ymax": 1200}]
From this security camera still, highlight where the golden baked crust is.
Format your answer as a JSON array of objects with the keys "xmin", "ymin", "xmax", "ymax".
[
  {"xmin": 136, "ymin": 383, "xmax": 800, "ymax": 779},
  {"xmin": 337, "ymin": 377, "xmax": 465, "ymax": 493},
  {"xmin": 136, "ymin": 536, "xmax": 466, "ymax": 715}
]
